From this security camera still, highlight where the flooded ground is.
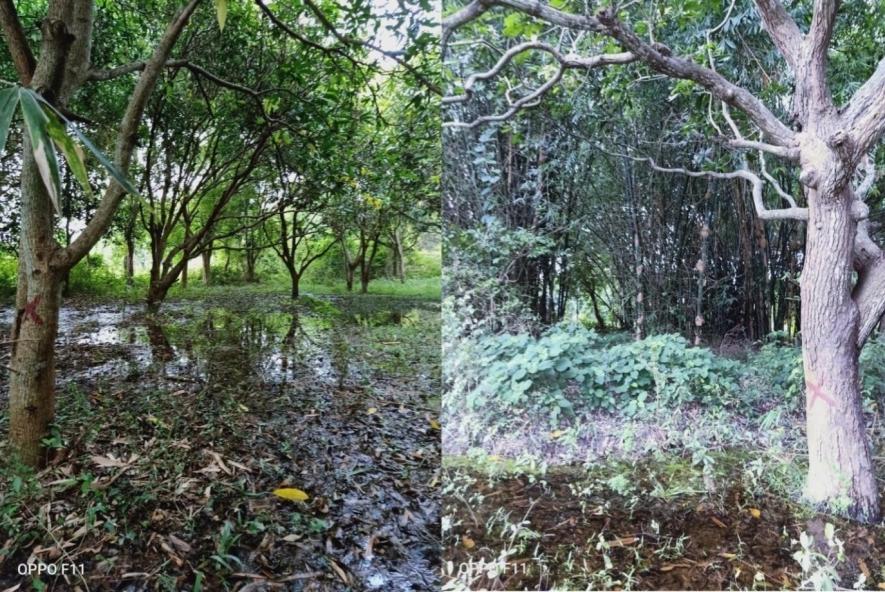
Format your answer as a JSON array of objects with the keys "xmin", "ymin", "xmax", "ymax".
[
  {"xmin": 441, "ymin": 452, "xmax": 885, "ymax": 591},
  {"xmin": 0, "ymin": 292, "xmax": 440, "ymax": 591}
]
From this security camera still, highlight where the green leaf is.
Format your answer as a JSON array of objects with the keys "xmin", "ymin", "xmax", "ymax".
[
  {"xmin": 68, "ymin": 124, "xmax": 139, "ymax": 195},
  {"xmin": 0, "ymin": 87, "xmax": 19, "ymax": 152},
  {"xmin": 46, "ymin": 116, "xmax": 93, "ymax": 198},
  {"xmin": 214, "ymin": 0, "xmax": 228, "ymax": 31},
  {"xmin": 31, "ymin": 92, "xmax": 139, "ymax": 196},
  {"xmin": 19, "ymin": 89, "xmax": 62, "ymax": 212}
]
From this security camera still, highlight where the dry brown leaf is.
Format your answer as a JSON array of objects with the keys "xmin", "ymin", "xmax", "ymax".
[
  {"xmin": 711, "ymin": 516, "xmax": 728, "ymax": 529},
  {"xmin": 91, "ymin": 454, "xmax": 129, "ymax": 468},
  {"xmin": 859, "ymin": 558, "xmax": 870, "ymax": 578},
  {"xmin": 462, "ymin": 536, "xmax": 476, "ymax": 549},
  {"xmin": 329, "ymin": 559, "xmax": 349, "ymax": 584},
  {"xmin": 168, "ymin": 534, "xmax": 192, "ymax": 554}
]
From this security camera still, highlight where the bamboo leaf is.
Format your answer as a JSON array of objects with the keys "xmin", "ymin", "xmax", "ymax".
[
  {"xmin": 67, "ymin": 124, "xmax": 139, "ymax": 195},
  {"xmin": 46, "ymin": 116, "xmax": 93, "ymax": 198},
  {"xmin": 0, "ymin": 87, "xmax": 19, "ymax": 152},
  {"xmin": 30, "ymin": 91, "xmax": 139, "ymax": 196},
  {"xmin": 19, "ymin": 89, "xmax": 62, "ymax": 212},
  {"xmin": 214, "ymin": 0, "xmax": 228, "ymax": 31}
]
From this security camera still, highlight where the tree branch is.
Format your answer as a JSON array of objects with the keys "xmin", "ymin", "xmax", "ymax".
[
  {"xmin": 632, "ymin": 154, "xmax": 808, "ymax": 221},
  {"xmin": 596, "ymin": 8, "xmax": 795, "ymax": 146},
  {"xmin": 55, "ymin": 0, "xmax": 203, "ymax": 270},
  {"xmin": 0, "ymin": 0, "xmax": 36, "ymax": 84},
  {"xmin": 444, "ymin": 41, "xmax": 634, "ymax": 128},
  {"xmin": 751, "ymin": 0, "xmax": 803, "ymax": 71},
  {"xmin": 841, "ymin": 55, "xmax": 885, "ymax": 156}
]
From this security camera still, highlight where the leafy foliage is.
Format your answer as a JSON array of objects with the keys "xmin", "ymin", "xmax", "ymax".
[{"xmin": 448, "ymin": 325, "xmax": 740, "ymax": 426}]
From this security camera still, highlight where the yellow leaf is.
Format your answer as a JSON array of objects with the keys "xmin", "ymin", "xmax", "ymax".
[
  {"xmin": 366, "ymin": 407, "xmax": 378, "ymax": 415},
  {"xmin": 462, "ymin": 536, "xmax": 475, "ymax": 549},
  {"xmin": 429, "ymin": 418, "xmax": 441, "ymax": 430},
  {"xmin": 272, "ymin": 488, "xmax": 310, "ymax": 502},
  {"xmin": 238, "ymin": 404, "xmax": 249, "ymax": 412},
  {"xmin": 550, "ymin": 429, "xmax": 566, "ymax": 439},
  {"xmin": 749, "ymin": 508, "xmax": 761, "ymax": 519}
]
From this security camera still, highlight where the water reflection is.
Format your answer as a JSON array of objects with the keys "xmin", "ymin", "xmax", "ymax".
[{"xmin": 0, "ymin": 297, "xmax": 438, "ymax": 391}]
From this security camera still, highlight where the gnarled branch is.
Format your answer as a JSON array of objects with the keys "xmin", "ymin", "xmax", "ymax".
[{"xmin": 445, "ymin": 41, "xmax": 634, "ymax": 128}]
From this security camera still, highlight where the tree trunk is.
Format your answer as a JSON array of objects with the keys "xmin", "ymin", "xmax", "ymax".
[
  {"xmin": 290, "ymin": 270, "xmax": 300, "ymax": 299},
  {"xmin": 394, "ymin": 228, "xmax": 406, "ymax": 283},
  {"xmin": 694, "ymin": 214, "xmax": 711, "ymax": 346},
  {"xmin": 801, "ymin": 188, "xmax": 879, "ymax": 523},
  {"xmin": 125, "ymin": 235, "xmax": 135, "ymax": 286},
  {"xmin": 360, "ymin": 267, "xmax": 370, "ymax": 294},
  {"xmin": 202, "ymin": 250, "xmax": 211, "ymax": 285},
  {"xmin": 181, "ymin": 257, "xmax": 188, "ymax": 288},
  {"xmin": 8, "ymin": 147, "xmax": 64, "ymax": 467}
]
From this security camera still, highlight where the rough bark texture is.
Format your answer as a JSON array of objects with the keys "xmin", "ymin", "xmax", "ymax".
[
  {"xmin": 801, "ymin": 186, "xmax": 879, "ymax": 522},
  {"xmin": 8, "ymin": 142, "xmax": 63, "ymax": 467}
]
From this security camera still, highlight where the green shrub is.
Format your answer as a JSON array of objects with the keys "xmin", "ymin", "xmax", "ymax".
[
  {"xmin": 0, "ymin": 253, "xmax": 16, "ymax": 300},
  {"xmin": 447, "ymin": 325, "xmax": 740, "ymax": 426},
  {"xmin": 746, "ymin": 338, "xmax": 885, "ymax": 407},
  {"xmin": 67, "ymin": 254, "xmax": 127, "ymax": 297}
]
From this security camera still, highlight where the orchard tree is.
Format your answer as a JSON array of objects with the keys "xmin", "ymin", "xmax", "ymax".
[
  {"xmin": 444, "ymin": 0, "xmax": 885, "ymax": 522},
  {"xmin": 1, "ymin": 0, "xmax": 204, "ymax": 467}
]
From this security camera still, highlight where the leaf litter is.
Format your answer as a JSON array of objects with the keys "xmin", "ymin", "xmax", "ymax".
[{"xmin": 0, "ymin": 292, "xmax": 440, "ymax": 590}]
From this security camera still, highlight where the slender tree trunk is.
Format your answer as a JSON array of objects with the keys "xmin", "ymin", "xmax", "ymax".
[
  {"xmin": 394, "ymin": 228, "xmax": 406, "ymax": 282},
  {"xmin": 202, "ymin": 250, "xmax": 211, "ymax": 285},
  {"xmin": 181, "ymin": 257, "xmax": 188, "ymax": 288},
  {"xmin": 801, "ymin": 187, "xmax": 879, "ymax": 522},
  {"xmin": 290, "ymin": 269, "xmax": 300, "ymax": 299},
  {"xmin": 694, "ymin": 213, "xmax": 711, "ymax": 346},
  {"xmin": 360, "ymin": 266, "xmax": 370, "ymax": 294},
  {"xmin": 125, "ymin": 235, "xmax": 135, "ymax": 286},
  {"xmin": 8, "ymin": 149, "xmax": 63, "ymax": 467}
]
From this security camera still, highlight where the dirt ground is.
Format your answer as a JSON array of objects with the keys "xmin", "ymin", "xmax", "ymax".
[{"xmin": 442, "ymin": 460, "xmax": 885, "ymax": 591}]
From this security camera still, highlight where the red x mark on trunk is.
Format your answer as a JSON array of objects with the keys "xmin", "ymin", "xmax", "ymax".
[
  {"xmin": 807, "ymin": 380, "xmax": 835, "ymax": 409},
  {"xmin": 23, "ymin": 295, "xmax": 43, "ymax": 325}
]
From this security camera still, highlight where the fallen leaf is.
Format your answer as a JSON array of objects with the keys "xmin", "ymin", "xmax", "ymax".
[
  {"xmin": 91, "ymin": 454, "xmax": 130, "ymax": 469},
  {"xmin": 429, "ymin": 418, "xmax": 441, "ymax": 430},
  {"xmin": 749, "ymin": 508, "xmax": 762, "ymax": 519},
  {"xmin": 273, "ymin": 488, "xmax": 310, "ymax": 502},
  {"xmin": 329, "ymin": 559, "xmax": 349, "ymax": 584},
  {"xmin": 718, "ymin": 552, "xmax": 737, "ymax": 559},
  {"xmin": 366, "ymin": 407, "xmax": 378, "ymax": 415},
  {"xmin": 462, "ymin": 536, "xmax": 475, "ymax": 549},
  {"xmin": 168, "ymin": 534, "xmax": 192, "ymax": 554},
  {"xmin": 711, "ymin": 516, "xmax": 728, "ymax": 529},
  {"xmin": 549, "ymin": 429, "xmax": 566, "ymax": 439},
  {"xmin": 858, "ymin": 558, "xmax": 870, "ymax": 578}
]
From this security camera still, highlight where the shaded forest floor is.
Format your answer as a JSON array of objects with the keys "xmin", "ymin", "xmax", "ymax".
[
  {"xmin": 443, "ymin": 406, "xmax": 885, "ymax": 591},
  {"xmin": 0, "ymin": 289, "xmax": 440, "ymax": 591}
]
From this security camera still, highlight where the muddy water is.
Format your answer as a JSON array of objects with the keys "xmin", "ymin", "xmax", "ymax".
[
  {"xmin": 0, "ymin": 295, "xmax": 436, "ymax": 392},
  {"xmin": 0, "ymin": 293, "xmax": 440, "ymax": 591}
]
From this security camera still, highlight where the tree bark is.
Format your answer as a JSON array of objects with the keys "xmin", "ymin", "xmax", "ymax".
[
  {"xmin": 202, "ymin": 249, "xmax": 211, "ymax": 285},
  {"xmin": 124, "ymin": 235, "xmax": 135, "ymax": 285},
  {"xmin": 801, "ymin": 187, "xmax": 879, "ymax": 522},
  {"xmin": 8, "ymin": 147, "xmax": 63, "ymax": 467}
]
